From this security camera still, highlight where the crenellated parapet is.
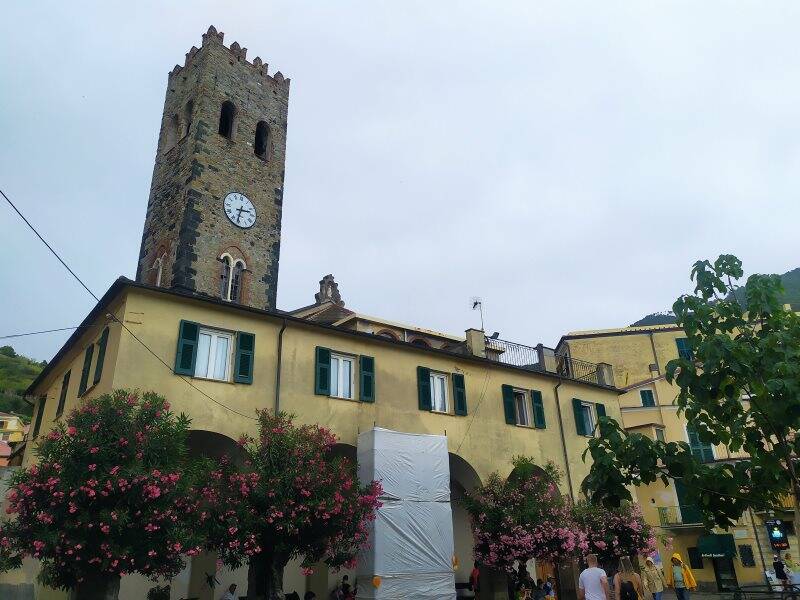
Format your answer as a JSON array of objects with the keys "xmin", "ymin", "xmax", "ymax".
[{"xmin": 168, "ymin": 25, "xmax": 289, "ymax": 88}]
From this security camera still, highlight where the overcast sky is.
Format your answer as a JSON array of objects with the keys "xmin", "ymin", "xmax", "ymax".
[{"xmin": 2, "ymin": 1, "xmax": 799, "ymax": 362}]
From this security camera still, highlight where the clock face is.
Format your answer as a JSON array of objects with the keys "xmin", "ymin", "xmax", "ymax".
[{"xmin": 223, "ymin": 192, "xmax": 256, "ymax": 229}]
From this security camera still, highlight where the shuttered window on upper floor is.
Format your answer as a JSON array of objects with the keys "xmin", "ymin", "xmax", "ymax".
[
  {"xmin": 173, "ymin": 320, "xmax": 254, "ymax": 384},
  {"xmin": 501, "ymin": 386, "xmax": 545, "ymax": 428},
  {"xmin": 687, "ymin": 425, "xmax": 715, "ymax": 463},
  {"xmin": 78, "ymin": 344, "xmax": 94, "ymax": 397},
  {"xmin": 417, "ymin": 367, "xmax": 466, "ymax": 416},
  {"xmin": 314, "ymin": 347, "xmax": 375, "ymax": 402},
  {"xmin": 573, "ymin": 399, "xmax": 606, "ymax": 436},
  {"xmin": 56, "ymin": 370, "xmax": 71, "ymax": 417},
  {"xmin": 676, "ymin": 337, "xmax": 693, "ymax": 360}
]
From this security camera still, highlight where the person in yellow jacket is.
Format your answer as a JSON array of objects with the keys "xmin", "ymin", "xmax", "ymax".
[{"xmin": 666, "ymin": 553, "xmax": 697, "ymax": 600}]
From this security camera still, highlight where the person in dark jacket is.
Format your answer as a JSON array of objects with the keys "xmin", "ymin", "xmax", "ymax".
[{"xmin": 775, "ymin": 554, "xmax": 789, "ymax": 588}]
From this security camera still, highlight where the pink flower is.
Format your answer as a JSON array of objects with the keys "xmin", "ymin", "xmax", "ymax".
[
  {"xmin": 90, "ymin": 447, "xmax": 99, "ymax": 454},
  {"xmin": 67, "ymin": 426, "xmax": 77, "ymax": 436}
]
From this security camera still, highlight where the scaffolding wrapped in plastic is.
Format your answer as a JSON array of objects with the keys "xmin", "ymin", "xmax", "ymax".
[{"xmin": 357, "ymin": 428, "xmax": 456, "ymax": 600}]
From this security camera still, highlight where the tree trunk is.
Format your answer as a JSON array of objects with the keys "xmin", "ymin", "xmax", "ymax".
[
  {"xmin": 69, "ymin": 574, "xmax": 121, "ymax": 600},
  {"xmin": 247, "ymin": 552, "xmax": 286, "ymax": 600}
]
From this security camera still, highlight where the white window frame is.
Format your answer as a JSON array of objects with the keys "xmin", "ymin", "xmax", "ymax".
[
  {"xmin": 429, "ymin": 372, "xmax": 449, "ymax": 413},
  {"xmin": 580, "ymin": 402, "xmax": 596, "ymax": 436},
  {"xmin": 514, "ymin": 389, "xmax": 531, "ymax": 427},
  {"xmin": 193, "ymin": 327, "xmax": 234, "ymax": 382},
  {"xmin": 640, "ymin": 388, "xmax": 656, "ymax": 407},
  {"xmin": 330, "ymin": 353, "xmax": 355, "ymax": 400},
  {"xmin": 655, "ymin": 427, "xmax": 666, "ymax": 443}
]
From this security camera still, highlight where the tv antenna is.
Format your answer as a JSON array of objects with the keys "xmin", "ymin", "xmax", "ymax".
[{"xmin": 470, "ymin": 297, "xmax": 485, "ymax": 331}]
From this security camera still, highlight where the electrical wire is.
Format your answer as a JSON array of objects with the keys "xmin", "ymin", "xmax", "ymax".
[
  {"xmin": 1, "ymin": 187, "xmax": 257, "ymax": 421},
  {"xmin": 0, "ymin": 326, "xmax": 81, "ymax": 340}
]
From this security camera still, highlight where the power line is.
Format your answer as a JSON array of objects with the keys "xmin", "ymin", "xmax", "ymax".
[
  {"xmin": 1, "ymin": 187, "xmax": 257, "ymax": 421},
  {"xmin": 0, "ymin": 326, "xmax": 81, "ymax": 340}
]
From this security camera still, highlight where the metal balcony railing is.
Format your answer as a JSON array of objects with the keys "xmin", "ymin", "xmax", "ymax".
[
  {"xmin": 556, "ymin": 354, "xmax": 602, "ymax": 385},
  {"xmin": 484, "ymin": 337, "xmax": 610, "ymax": 386},
  {"xmin": 658, "ymin": 505, "xmax": 703, "ymax": 527},
  {"xmin": 484, "ymin": 337, "xmax": 542, "ymax": 370}
]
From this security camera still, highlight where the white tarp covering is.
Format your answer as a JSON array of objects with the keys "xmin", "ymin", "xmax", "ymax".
[{"xmin": 357, "ymin": 428, "xmax": 456, "ymax": 600}]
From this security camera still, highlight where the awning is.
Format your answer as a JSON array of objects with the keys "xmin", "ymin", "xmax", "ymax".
[{"xmin": 698, "ymin": 534, "xmax": 737, "ymax": 558}]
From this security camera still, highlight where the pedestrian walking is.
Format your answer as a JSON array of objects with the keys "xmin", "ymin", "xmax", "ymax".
[
  {"xmin": 641, "ymin": 557, "xmax": 666, "ymax": 600},
  {"xmin": 219, "ymin": 583, "xmax": 237, "ymax": 600},
  {"xmin": 615, "ymin": 557, "xmax": 644, "ymax": 600},
  {"xmin": 469, "ymin": 562, "xmax": 481, "ymax": 599},
  {"xmin": 665, "ymin": 553, "xmax": 697, "ymax": 600},
  {"xmin": 578, "ymin": 554, "xmax": 610, "ymax": 600},
  {"xmin": 774, "ymin": 554, "xmax": 790, "ymax": 590}
]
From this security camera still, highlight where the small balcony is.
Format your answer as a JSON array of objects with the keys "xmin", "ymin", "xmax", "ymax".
[
  {"xmin": 484, "ymin": 337, "xmax": 614, "ymax": 387},
  {"xmin": 658, "ymin": 505, "xmax": 704, "ymax": 528}
]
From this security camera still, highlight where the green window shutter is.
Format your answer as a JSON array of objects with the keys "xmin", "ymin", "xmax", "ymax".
[
  {"xmin": 640, "ymin": 389, "xmax": 655, "ymax": 407},
  {"xmin": 687, "ymin": 426, "xmax": 714, "ymax": 463},
  {"xmin": 676, "ymin": 337, "xmax": 692, "ymax": 360},
  {"xmin": 32, "ymin": 397, "xmax": 46, "ymax": 438},
  {"xmin": 93, "ymin": 327, "xmax": 109, "ymax": 385},
  {"xmin": 595, "ymin": 402, "xmax": 606, "ymax": 420},
  {"xmin": 78, "ymin": 345, "xmax": 94, "ymax": 396},
  {"xmin": 531, "ymin": 390, "xmax": 546, "ymax": 429},
  {"xmin": 453, "ymin": 373, "xmax": 467, "ymax": 416},
  {"xmin": 573, "ymin": 398, "xmax": 587, "ymax": 436},
  {"xmin": 234, "ymin": 331, "xmax": 255, "ymax": 384},
  {"xmin": 56, "ymin": 370, "xmax": 71, "ymax": 416},
  {"xmin": 502, "ymin": 384, "xmax": 516, "ymax": 425},
  {"xmin": 360, "ymin": 355, "xmax": 375, "ymax": 402},
  {"xmin": 315, "ymin": 347, "xmax": 331, "ymax": 395},
  {"xmin": 174, "ymin": 320, "xmax": 199, "ymax": 375},
  {"xmin": 417, "ymin": 366, "xmax": 432, "ymax": 411}
]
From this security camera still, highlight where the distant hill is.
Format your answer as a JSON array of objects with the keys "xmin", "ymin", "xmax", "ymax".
[
  {"xmin": 0, "ymin": 346, "xmax": 45, "ymax": 421},
  {"xmin": 631, "ymin": 267, "xmax": 800, "ymax": 327}
]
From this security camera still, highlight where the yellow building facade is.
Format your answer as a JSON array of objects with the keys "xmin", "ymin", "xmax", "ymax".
[
  {"xmin": 558, "ymin": 324, "xmax": 786, "ymax": 592},
  {"xmin": 0, "ymin": 413, "xmax": 26, "ymax": 444},
  {"xmin": 3, "ymin": 279, "xmax": 621, "ymax": 600}
]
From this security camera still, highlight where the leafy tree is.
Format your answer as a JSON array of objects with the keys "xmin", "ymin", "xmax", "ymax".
[
  {"xmin": 196, "ymin": 411, "xmax": 382, "ymax": 600},
  {"xmin": 0, "ymin": 346, "xmax": 17, "ymax": 358},
  {"xmin": 462, "ymin": 459, "xmax": 586, "ymax": 574},
  {"xmin": 0, "ymin": 390, "xmax": 202, "ymax": 600},
  {"xmin": 582, "ymin": 255, "xmax": 800, "ymax": 532}
]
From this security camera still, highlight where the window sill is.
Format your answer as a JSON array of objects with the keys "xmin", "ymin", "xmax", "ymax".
[
  {"xmin": 78, "ymin": 382, "xmax": 98, "ymax": 399},
  {"xmin": 330, "ymin": 394, "xmax": 357, "ymax": 402},
  {"xmin": 191, "ymin": 375, "xmax": 235, "ymax": 385},
  {"xmin": 515, "ymin": 423, "xmax": 533, "ymax": 429}
]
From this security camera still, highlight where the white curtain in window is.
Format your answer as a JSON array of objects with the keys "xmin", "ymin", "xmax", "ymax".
[
  {"xmin": 515, "ymin": 392, "xmax": 529, "ymax": 426},
  {"xmin": 212, "ymin": 336, "xmax": 229, "ymax": 380},
  {"xmin": 430, "ymin": 374, "xmax": 447, "ymax": 412},
  {"xmin": 196, "ymin": 333, "xmax": 211, "ymax": 377}
]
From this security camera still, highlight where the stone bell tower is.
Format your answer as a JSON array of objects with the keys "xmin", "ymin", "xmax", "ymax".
[{"xmin": 136, "ymin": 26, "xmax": 289, "ymax": 310}]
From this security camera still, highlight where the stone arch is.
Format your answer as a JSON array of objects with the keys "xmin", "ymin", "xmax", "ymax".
[
  {"xmin": 218, "ymin": 100, "xmax": 236, "ymax": 139},
  {"xmin": 375, "ymin": 329, "xmax": 399, "ymax": 341},
  {"xmin": 409, "ymin": 337, "xmax": 431, "ymax": 348},
  {"xmin": 254, "ymin": 120, "xmax": 270, "ymax": 160},
  {"xmin": 187, "ymin": 429, "xmax": 245, "ymax": 463},
  {"xmin": 185, "ymin": 431, "xmax": 248, "ymax": 600},
  {"xmin": 449, "ymin": 453, "xmax": 482, "ymax": 586}
]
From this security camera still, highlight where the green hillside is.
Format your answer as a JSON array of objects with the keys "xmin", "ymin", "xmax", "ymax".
[
  {"xmin": 631, "ymin": 266, "xmax": 800, "ymax": 327},
  {"xmin": 0, "ymin": 346, "xmax": 45, "ymax": 421}
]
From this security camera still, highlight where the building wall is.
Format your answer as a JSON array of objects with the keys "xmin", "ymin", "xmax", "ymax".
[
  {"xmin": 564, "ymin": 329, "xmax": 771, "ymax": 589},
  {"xmin": 6, "ymin": 285, "xmax": 621, "ymax": 598}
]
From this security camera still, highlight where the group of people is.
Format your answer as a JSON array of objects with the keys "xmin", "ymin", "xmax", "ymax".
[
  {"xmin": 217, "ymin": 574, "xmax": 355, "ymax": 600},
  {"xmin": 579, "ymin": 552, "xmax": 697, "ymax": 600}
]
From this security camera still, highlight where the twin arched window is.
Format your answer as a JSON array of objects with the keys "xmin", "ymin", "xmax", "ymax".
[
  {"xmin": 219, "ymin": 254, "xmax": 246, "ymax": 303},
  {"xmin": 150, "ymin": 252, "xmax": 167, "ymax": 287}
]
